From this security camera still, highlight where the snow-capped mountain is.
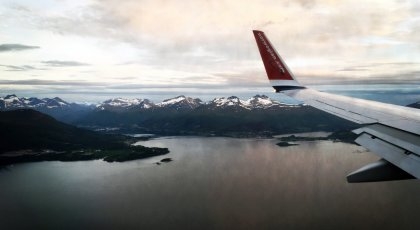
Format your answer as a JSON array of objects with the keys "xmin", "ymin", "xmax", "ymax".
[
  {"xmin": 95, "ymin": 95, "xmax": 204, "ymax": 111},
  {"xmin": 157, "ymin": 95, "xmax": 203, "ymax": 110},
  {"xmin": 243, "ymin": 95, "xmax": 279, "ymax": 108},
  {"xmin": 209, "ymin": 96, "xmax": 248, "ymax": 109},
  {"xmin": 94, "ymin": 95, "xmax": 294, "ymax": 112},
  {"xmin": 208, "ymin": 95, "xmax": 298, "ymax": 110},
  {"xmin": 0, "ymin": 95, "xmax": 95, "ymax": 123},
  {"xmin": 0, "ymin": 94, "xmax": 301, "ymax": 115},
  {"xmin": 0, "ymin": 94, "xmax": 72, "ymax": 110},
  {"xmin": 0, "ymin": 94, "xmax": 299, "ymax": 112},
  {"xmin": 96, "ymin": 98, "xmax": 155, "ymax": 111}
]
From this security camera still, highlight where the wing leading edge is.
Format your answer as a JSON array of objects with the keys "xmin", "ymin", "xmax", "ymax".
[{"xmin": 253, "ymin": 30, "xmax": 420, "ymax": 183}]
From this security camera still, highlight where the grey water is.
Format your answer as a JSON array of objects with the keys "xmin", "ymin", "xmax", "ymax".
[{"xmin": 1, "ymin": 137, "xmax": 419, "ymax": 229}]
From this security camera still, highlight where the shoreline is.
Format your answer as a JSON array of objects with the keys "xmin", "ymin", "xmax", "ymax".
[
  {"xmin": 0, "ymin": 145, "xmax": 169, "ymax": 166},
  {"xmin": 0, "ymin": 130, "xmax": 357, "ymax": 166}
]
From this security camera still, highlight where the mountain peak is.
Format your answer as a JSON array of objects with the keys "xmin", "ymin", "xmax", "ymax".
[
  {"xmin": 160, "ymin": 95, "xmax": 186, "ymax": 103},
  {"xmin": 43, "ymin": 97, "xmax": 69, "ymax": 107},
  {"xmin": 96, "ymin": 97, "xmax": 154, "ymax": 111},
  {"xmin": 4, "ymin": 94, "xmax": 17, "ymax": 99},
  {"xmin": 244, "ymin": 95, "xmax": 275, "ymax": 108},
  {"xmin": 253, "ymin": 94, "xmax": 269, "ymax": 99},
  {"xmin": 102, "ymin": 98, "xmax": 142, "ymax": 106},
  {"xmin": 0, "ymin": 94, "xmax": 74, "ymax": 110},
  {"xmin": 157, "ymin": 95, "xmax": 202, "ymax": 110},
  {"xmin": 53, "ymin": 97, "xmax": 66, "ymax": 103},
  {"xmin": 1, "ymin": 94, "xmax": 300, "ymax": 113},
  {"xmin": 210, "ymin": 96, "xmax": 247, "ymax": 109}
]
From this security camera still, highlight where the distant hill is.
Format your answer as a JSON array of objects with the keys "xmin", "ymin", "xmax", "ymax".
[
  {"xmin": 0, "ymin": 109, "xmax": 127, "ymax": 153},
  {"xmin": 0, "ymin": 94, "xmax": 93, "ymax": 123},
  {"xmin": 0, "ymin": 109, "xmax": 169, "ymax": 165},
  {"xmin": 407, "ymin": 101, "xmax": 420, "ymax": 109}
]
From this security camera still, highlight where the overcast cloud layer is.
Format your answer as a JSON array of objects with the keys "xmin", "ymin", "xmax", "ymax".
[{"xmin": 0, "ymin": 0, "xmax": 419, "ymax": 102}]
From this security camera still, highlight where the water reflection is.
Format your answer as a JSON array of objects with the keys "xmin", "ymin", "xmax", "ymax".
[{"xmin": 0, "ymin": 137, "xmax": 419, "ymax": 229}]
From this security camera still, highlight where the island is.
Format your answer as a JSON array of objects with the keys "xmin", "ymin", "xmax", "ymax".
[
  {"xmin": 276, "ymin": 142, "xmax": 299, "ymax": 147},
  {"xmin": 276, "ymin": 131, "xmax": 357, "ymax": 147}
]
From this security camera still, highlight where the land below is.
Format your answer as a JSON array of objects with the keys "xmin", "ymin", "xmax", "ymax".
[
  {"xmin": 0, "ymin": 109, "xmax": 169, "ymax": 166},
  {"xmin": 0, "ymin": 94, "xmax": 366, "ymax": 165},
  {"xmin": 276, "ymin": 131, "xmax": 358, "ymax": 147}
]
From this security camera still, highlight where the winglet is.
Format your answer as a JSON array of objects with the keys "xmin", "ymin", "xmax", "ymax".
[{"xmin": 253, "ymin": 30, "xmax": 304, "ymax": 92}]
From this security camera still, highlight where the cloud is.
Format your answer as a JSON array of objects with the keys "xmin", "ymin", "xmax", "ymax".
[
  {"xmin": 0, "ymin": 64, "xmax": 35, "ymax": 71},
  {"xmin": 41, "ymin": 60, "xmax": 90, "ymax": 67},
  {"xmin": 0, "ymin": 44, "xmax": 39, "ymax": 52},
  {"xmin": 7, "ymin": 0, "xmax": 420, "ymax": 62},
  {"xmin": 336, "ymin": 67, "xmax": 369, "ymax": 72},
  {"xmin": 0, "ymin": 78, "xmax": 259, "ymax": 89},
  {"xmin": 1, "ymin": 0, "xmax": 420, "ymax": 102},
  {"xmin": 0, "ymin": 64, "xmax": 47, "ymax": 71},
  {"xmin": 0, "ymin": 79, "xmax": 102, "ymax": 86},
  {"xmin": 24, "ymin": 0, "xmax": 419, "ymax": 71},
  {"xmin": 299, "ymin": 71, "xmax": 420, "ymax": 85}
]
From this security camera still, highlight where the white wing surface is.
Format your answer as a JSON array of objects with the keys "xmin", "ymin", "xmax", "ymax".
[{"xmin": 253, "ymin": 30, "xmax": 420, "ymax": 182}]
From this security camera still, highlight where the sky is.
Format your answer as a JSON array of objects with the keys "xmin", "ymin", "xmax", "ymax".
[{"xmin": 0, "ymin": 0, "xmax": 420, "ymax": 103}]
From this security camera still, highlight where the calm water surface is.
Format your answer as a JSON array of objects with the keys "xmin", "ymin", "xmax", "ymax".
[{"xmin": 1, "ymin": 137, "xmax": 419, "ymax": 229}]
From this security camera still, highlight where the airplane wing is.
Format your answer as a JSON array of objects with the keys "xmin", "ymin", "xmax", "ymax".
[{"xmin": 253, "ymin": 30, "xmax": 420, "ymax": 183}]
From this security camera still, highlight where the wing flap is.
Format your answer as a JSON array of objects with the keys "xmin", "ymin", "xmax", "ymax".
[
  {"xmin": 355, "ymin": 132, "xmax": 420, "ymax": 179},
  {"xmin": 353, "ymin": 124, "xmax": 420, "ymax": 156}
]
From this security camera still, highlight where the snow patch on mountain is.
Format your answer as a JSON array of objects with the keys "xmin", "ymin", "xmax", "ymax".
[
  {"xmin": 158, "ymin": 96, "xmax": 187, "ymax": 106},
  {"xmin": 1, "ymin": 94, "xmax": 301, "ymax": 112},
  {"xmin": 209, "ymin": 95, "xmax": 297, "ymax": 109},
  {"xmin": 245, "ymin": 95, "xmax": 273, "ymax": 106},
  {"xmin": 157, "ymin": 95, "xmax": 203, "ymax": 110},
  {"xmin": 0, "ymin": 95, "xmax": 71, "ymax": 110},
  {"xmin": 101, "ymin": 98, "xmax": 142, "ymax": 107},
  {"xmin": 211, "ymin": 96, "xmax": 250, "ymax": 109},
  {"xmin": 96, "ymin": 98, "xmax": 155, "ymax": 111}
]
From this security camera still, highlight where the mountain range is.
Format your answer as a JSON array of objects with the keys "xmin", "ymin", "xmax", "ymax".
[
  {"xmin": 74, "ymin": 95, "xmax": 358, "ymax": 136},
  {"xmin": 0, "ymin": 94, "xmax": 82, "ymax": 109},
  {"xmin": 2, "ymin": 94, "xmax": 417, "ymax": 137},
  {"xmin": 0, "ymin": 94, "xmax": 93, "ymax": 123},
  {"xmin": 0, "ymin": 94, "xmax": 298, "ymax": 112},
  {"xmin": 0, "ymin": 94, "xmax": 300, "ymax": 124},
  {"xmin": 94, "ymin": 95, "xmax": 298, "ymax": 112},
  {"xmin": 1, "ymin": 94, "xmax": 417, "ymax": 165}
]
